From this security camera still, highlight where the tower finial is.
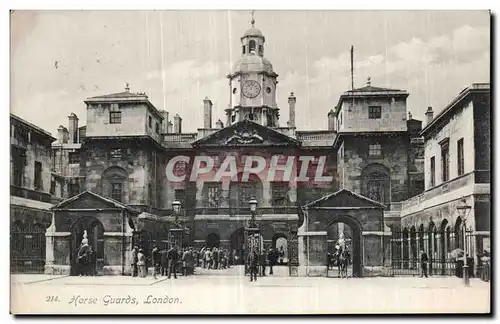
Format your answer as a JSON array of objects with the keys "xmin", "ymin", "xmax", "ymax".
[
  {"xmin": 251, "ymin": 10, "xmax": 255, "ymax": 27},
  {"xmin": 125, "ymin": 82, "xmax": 130, "ymax": 92},
  {"xmin": 366, "ymin": 77, "xmax": 371, "ymax": 86}
]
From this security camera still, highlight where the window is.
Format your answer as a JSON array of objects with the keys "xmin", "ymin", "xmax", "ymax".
[
  {"xmin": 68, "ymin": 152, "xmax": 80, "ymax": 164},
  {"xmin": 11, "ymin": 147, "xmax": 26, "ymax": 187},
  {"xmin": 242, "ymin": 46, "xmax": 246, "ymax": 55},
  {"xmin": 248, "ymin": 113, "xmax": 254, "ymax": 121},
  {"xmin": 340, "ymin": 112, "xmax": 343, "ymax": 125},
  {"xmin": 457, "ymin": 138, "xmax": 464, "ymax": 176},
  {"xmin": 109, "ymin": 111, "xmax": 122, "ymax": 124},
  {"xmin": 111, "ymin": 183, "xmax": 123, "ymax": 202},
  {"xmin": 271, "ymin": 182, "xmax": 288, "ymax": 206},
  {"xmin": 174, "ymin": 189, "xmax": 186, "ymax": 206},
  {"xmin": 155, "ymin": 122, "xmax": 160, "ymax": 134},
  {"xmin": 368, "ymin": 106, "xmax": 382, "ymax": 119},
  {"xmin": 69, "ymin": 182, "xmax": 80, "ymax": 197},
  {"xmin": 148, "ymin": 116, "xmax": 152, "ymax": 128},
  {"xmin": 205, "ymin": 183, "xmax": 221, "ymax": 207},
  {"xmin": 258, "ymin": 45, "xmax": 263, "ymax": 55},
  {"xmin": 368, "ymin": 143, "xmax": 382, "ymax": 157},
  {"xmin": 148, "ymin": 184, "xmax": 153, "ymax": 207},
  {"xmin": 441, "ymin": 142, "xmax": 450, "ymax": 182},
  {"xmin": 249, "ymin": 40, "xmax": 256, "ymax": 52},
  {"xmin": 34, "ymin": 161, "xmax": 42, "ymax": 190},
  {"xmin": 430, "ymin": 156, "xmax": 436, "ymax": 187},
  {"xmin": 231, "ymin": 115, "xmax": 236, "ymax": 123}
]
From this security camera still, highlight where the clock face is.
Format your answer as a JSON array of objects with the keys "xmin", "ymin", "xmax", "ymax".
[{"xmin": 242, "ymin": 80, "xmax": 261, "ymax": 98}]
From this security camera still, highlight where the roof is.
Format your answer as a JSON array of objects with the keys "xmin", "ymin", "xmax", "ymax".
[
  {"xmin": 302, "ymin": 188, "xmax": 386, "ymax": 209},
  {"xmin": 242, "ymin": 27, "xmax": 264, "ymax": 38},
  {"xmin": 10, "ymin": 113, "xmax": 56, "ymax": 141},
  {"xmin": 420, "ymin": 83, "xmax": 490, "ymax": 137},
  {"xmin": 51, "ymin": 190, "xmax": 141, "ymax": 213},
  {"xmin": 86, "ymin": 91, "xmax": 148, "ymax": 100},
  {"xmin": 233, "ymin": 54, "xmax": 273, "ymax": 73},
  {"xmin": 335, "ymin": 83, "xmax": 409, "ymax": 116},
  {"xmin": 84, "ymin": 90, "xmax": 164, "ymax": 120}
]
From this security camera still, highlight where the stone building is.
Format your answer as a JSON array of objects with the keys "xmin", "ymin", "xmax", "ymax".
[
  {"xmin": 15, "ymin": 20, "xmax": 472, "ymax": 278},
  {"xmin": 398, "ymin": 83, "xmax": 491, "ymax": 275},
  {"xmin": 10, "ymin": 114, "xmax": 58, "ymax": 273}
]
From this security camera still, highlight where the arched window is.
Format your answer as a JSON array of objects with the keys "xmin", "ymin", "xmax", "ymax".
[
  {"xmin": 102, "ymin": 166, "xmax": 128, "ymax": 202},
  {"xmin": 361, "ymin": 163, "xmax": 390, "ymax": 205},
  {"xmin": 454, "ymin": 217, "xmax": 463, "ymax": 250},
  {"xmin": 249, "ymin": 40, "xmax": 256, "ymax": 53}
]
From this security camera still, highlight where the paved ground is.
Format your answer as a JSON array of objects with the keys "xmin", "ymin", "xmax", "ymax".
[{"xmin": 10, "ymin": 266, "xmax": 490, "ymax": 314}]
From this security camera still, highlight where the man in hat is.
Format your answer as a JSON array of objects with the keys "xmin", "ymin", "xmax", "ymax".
[
  {"xmin": 151, "ymin": 245, "xmax": 160, "ymax": 279},
  {"xmin": 420, "ymin": 250, "xmax": 429, "ymax": 278},
  {"xmin": 247, "ymin": 248, "xmax": 259, "ymax": 282},
  {"xmin": 167, "ymin": 245, "xmax": 179, "ymax": 279}
]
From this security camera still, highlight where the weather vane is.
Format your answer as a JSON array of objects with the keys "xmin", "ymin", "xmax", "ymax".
[{"xmin": 251, "ymin": 10, "xmax": 255, "ymax": 27}]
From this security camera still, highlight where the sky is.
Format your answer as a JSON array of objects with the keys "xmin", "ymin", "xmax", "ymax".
[{"xmin": 10, "ymin": 10, "xmax": 490, "ymax": 134}]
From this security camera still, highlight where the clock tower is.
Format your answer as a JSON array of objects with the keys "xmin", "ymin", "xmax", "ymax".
[{"xmin": 225, "ymin": 14, "xmax": 279, "ymax": 127}]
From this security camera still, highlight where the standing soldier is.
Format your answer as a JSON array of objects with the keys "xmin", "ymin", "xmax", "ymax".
[
  {"xmin": 151, "ymin": 245, "xmax": 160, "ymax": 279},
  {"xmin": 167, "ymin": 245, "xmax": 179, "ymax": 279},
  {"xmin": 247, "ymin": 248, "xmax": 259, "ymax": 282}
]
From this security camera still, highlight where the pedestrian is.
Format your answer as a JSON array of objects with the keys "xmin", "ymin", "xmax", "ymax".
[
  {"xmin": 205, "ymin": 248, "xmax": 212, "ymax": 269},
  {"xmin": 247, "ymin": 248, "xmax": 259, "ymax": 282},
  {"xmin": 260, "ymin": 251, "xmax": 267, "ymax": 276},
  {"xmin": 279, "ymin": 246, "xmax": 285, "ymax": 265},
  {"xmin": 137, "ymin": 249, "xmax": 147, "ymax": 278},
  {"xmin": 151, "ymin": 245, "xmax": 160, "ymax": 279},
  {"xmin": 167, "ymin": 245, "xmax": 179, "ymax": 279},
  {"xmin": 420, "ymin": 250, "xmax": 429, "ymax": 278},
  {"xmin": 212, "ymin": 247, "xmax": 219, "ymax": 270},
  {"xmin": 267, "ymin": 248, "xmax": 276, "ymax": 275},
  {"xmin": 160, "ymin": 247, "xmax": 168, "ymax": 276},
  {"xmin": 183, "ymin": 247, "xmax": 195, "ymax": 276},
  {"xmin": 130, "ymin": 245, "xmax": 139, "ymax": 277}
]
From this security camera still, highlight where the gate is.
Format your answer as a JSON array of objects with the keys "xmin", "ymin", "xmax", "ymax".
[
  {"xmin": 10, "ymin": 222, "xmax": 46, "ymax": 273},
  {"xmin": 390, "ymin": 227, "xmax": 478, "ymax": 277}
]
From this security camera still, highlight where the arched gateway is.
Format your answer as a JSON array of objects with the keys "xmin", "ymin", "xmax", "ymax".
[{"xmin": 298, "ymin": 189, "xmax": 389, "ymax": 277}]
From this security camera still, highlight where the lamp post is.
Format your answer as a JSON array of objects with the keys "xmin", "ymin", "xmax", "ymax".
[
  {"xmin": 172, "ymin": 200, "xmax": 182, "ymax": 224},
  {"xmin": 169, "ymin": 200, "xmax": 185, "ymax": 249},
  {"xmin": 456, "ymin": 199, "xmax": 472, "ymax": 286},
  {"xmin": 245, "ymin": 197, "xmax": 260, "ymax": 258}
]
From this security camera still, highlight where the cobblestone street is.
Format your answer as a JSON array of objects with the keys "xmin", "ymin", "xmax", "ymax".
[{"xmin": 10, "ymin": 266, "xmax": 490, "ymax": 314}]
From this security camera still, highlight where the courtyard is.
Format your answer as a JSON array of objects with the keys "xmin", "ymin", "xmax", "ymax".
[{"xmin": 10, "ymin": 266, "xmax": 490, "ymax": 314}]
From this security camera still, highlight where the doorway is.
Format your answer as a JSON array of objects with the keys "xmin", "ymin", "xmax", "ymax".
[
  {"xmin": 327, "ymin": 216, "xmax": 363, "ymax": 278},
  {"xmin": 70, "ymin": 217, "xmax": 105, "ymax": 276}
]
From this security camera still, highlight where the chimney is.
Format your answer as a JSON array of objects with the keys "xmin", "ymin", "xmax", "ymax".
[
  {"xmin": 167, "ymin": 121, "xmax": 173, "ymax": 133},
  {"xmin": 288, "ymin": 92, "xmax": 296, "ymax": 128},
  {"xmin": 327, "ymin": 109, "xmax": 335, "ymax": 131},
  {"xmin": 425, "ymin": 106, "xmax": 434, "ymax": 125},
  {"xmin": 159, "ymin": 110, "xmax": 169, "ymax": 133},
  {"xmin": 173, "ymin": 114, "xmax": 182, "ymax": 134},
  {"xmin": 215, "ymin": 119, "xmax": 224, "ymax": 129},
  {"xmin": 57, "ymin": 125, "xmax": 66, "ymax": 144},
  {"xmin": 203, "ymin": 97, "xmax": 213, "ymax": 129},
  {"xmin": 68, "ymin": 113, "xmax": 79, "ymax": 143}
]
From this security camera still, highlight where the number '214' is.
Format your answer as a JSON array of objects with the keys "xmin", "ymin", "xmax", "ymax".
[{"xmin": 46, "ymin": 296, "xmax": 60, "ymax": 302}]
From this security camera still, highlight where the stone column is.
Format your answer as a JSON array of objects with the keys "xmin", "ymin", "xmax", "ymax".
[
  {"xmin": 44, "ymin": 212, "xmax": 56, "ymax": 275},
  {"xmin": 435, "ymin": 233, "xmax": 442, "ymax": 275}
]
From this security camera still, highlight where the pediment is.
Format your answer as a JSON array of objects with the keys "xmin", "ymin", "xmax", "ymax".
[
  {"xmin": 304, "ymin": 189, "xmax": 386, "ymax": 209},
  {"xmin": 51, "ymin": 191, "xmax": 140, "ymax": 213},
  {"xmin": 193, "ymin": 120, "xmax": 300, "ymax": 147}
]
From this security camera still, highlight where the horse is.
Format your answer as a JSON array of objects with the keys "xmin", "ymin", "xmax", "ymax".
[{"xmin": 336, "ymin": 248, "xmax": 350, "ymax": 279}]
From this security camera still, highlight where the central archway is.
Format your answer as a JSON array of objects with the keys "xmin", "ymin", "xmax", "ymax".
[
  {"xmin": 327, "ymin": 215, "xmax": 363, "ymax": 277},
  {"xmin": 70, "ymin": 216, "xmax": 105, "ymax": 276}
]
